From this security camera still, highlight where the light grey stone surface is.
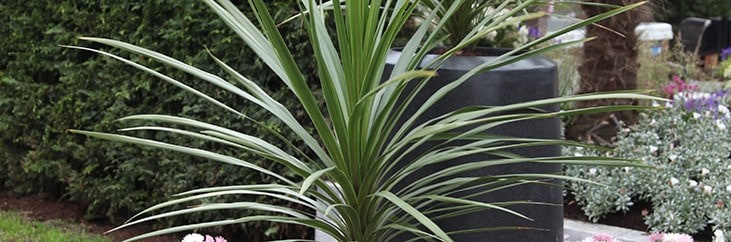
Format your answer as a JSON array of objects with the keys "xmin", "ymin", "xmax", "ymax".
[
  {"xmin": 315, "ymin": 219, "xmax": 650, "ymax": 242},
  {"xmin": 563, "ymin": 219, "xmax": 650, "ymax": 242}
]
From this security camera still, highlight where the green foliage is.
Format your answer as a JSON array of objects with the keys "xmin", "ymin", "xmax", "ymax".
[
  {"xmin": 0, "ymin": 0, "xmax": 315, "ymax": 239},
  {"xmin": 656, "ymin": 0, "xmax": 731, "ymax": 24},
  {"xmin": 416, "ymin": 0, "xmax": 539, "ymax": 48},
  {"xmin": 566, "ymin": 99, "xmax": 731, "ymax": 235},
  {"xmin": 65, "ymin": 0, "xmax": 659, "ymax": 241}
]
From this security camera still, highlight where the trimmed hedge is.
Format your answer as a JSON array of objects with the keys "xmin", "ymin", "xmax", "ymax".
[
  {"xmin": 657, "ymin": 0, "xmax": 731, "ymax": 24},
  {"xmin": 1, "ymin": 1, "xmax": 316, "ymax": 240}
]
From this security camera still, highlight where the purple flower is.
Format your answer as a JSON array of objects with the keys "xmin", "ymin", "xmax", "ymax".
[
  {"xmin": 721, "ymin": 47, "xmax": 731, "ymax": 61},
  {"xmin": 528, "ymin": 26, "xmax": 541, "ymax": 39}
]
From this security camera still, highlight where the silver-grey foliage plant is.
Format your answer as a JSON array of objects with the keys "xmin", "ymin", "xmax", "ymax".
[
  {"xmin": 566, "ymin": 99, "xmax": 731, "ymax": 235},
  {"xmin": 66, "ymin": 0, "xmax": 656, "ymax": 241}
]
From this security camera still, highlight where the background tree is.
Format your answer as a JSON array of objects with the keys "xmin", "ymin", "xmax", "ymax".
[{"xmin": 565, "ymin": 0, "xmax": 652, "ymax": 144}]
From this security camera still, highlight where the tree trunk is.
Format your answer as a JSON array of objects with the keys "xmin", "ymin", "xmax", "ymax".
[{"xmin": 565, "ymin": 0, "xmax": 651, "ymax": 144}]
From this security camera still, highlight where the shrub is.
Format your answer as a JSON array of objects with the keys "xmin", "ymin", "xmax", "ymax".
[
  {"xmin": 0, "ymin": 1, "xmax": 316, "ymax": 239},
  {"xmin": 566, "ymin": 85, "xmax": 731, "ymax": 235}
]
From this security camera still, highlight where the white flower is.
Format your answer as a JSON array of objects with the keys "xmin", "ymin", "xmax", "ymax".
[
  {"xmin": 702, "ymin": 168, "xmax": 710, "ymax": 176},
  {"xmin": 182, "ymin": 233, "xmax": 205, "ymax": 242},
  {"xmin": 649, "ymin": 145, "xmax": 659, "ymax": 153},
  {"xmin": 692, "ymin": 92, "xmax": 711, "ymax": 100},
  {"xmin": 485, "ymin": 31, "xmax": 498, "ymax": 41},
  {"xmin": 575, "ymin": 152, "xmax": 584, "ymax": 157},
  {"xmin": 650, "ymin": 119, "xmax": 657, "ymax": 125},
  {"xmin": 703, "ymin": 185, "xmax": 713, "ymax": 194},
  {"xmin": 719, "ymin": 105, "xmax": 730, "ymax": 114},
  {"xmin": 689, "ymin": 180, "xmax": 698, "ymax": 187},
  {"xmin": 714, "ymin": 229, "xmax": 726, "ymax": 242},
  {"xmin": 670, "ymin": 177, "xmax": 680, "ymax": 185},
  {"xmin": 663, "ymin": 233, "xmax": 695, "ymax": 242},
  {"xmin": 716, "ymin": 120, "xmax": 727, "ymax": 130},
  {"xmin": 726, "ymin": 185, "xmax": 731, "ymax": 193},
  {"xmin": 589, "ymin": 168, "xmax": 598, "ymax": 175},
  {"xmin": 669, "ymin": 155, "xmax": 678, "ymax": 161},
  {"xmin": 623, "ymin": 167, "xmax": 632, "ymax": 172},
  {"xmin": 652, "ymin": 101, "xmax": 660, "ymax": 107},
  {"xmin": 693, "ymin": 112, "xmax": 702, "ymax": 119}
]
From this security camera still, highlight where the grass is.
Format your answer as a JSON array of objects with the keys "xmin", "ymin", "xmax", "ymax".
[{"xmin": 0, "ymin": 210, "xmax": 111, "ymax": 242}]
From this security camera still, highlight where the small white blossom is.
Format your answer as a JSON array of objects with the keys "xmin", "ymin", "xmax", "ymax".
[
  {"xmin": 716, "ymin": 120, "xmax": 727, "ymax": 130},
  {"xmin": 693, "ymin": 112, "xmax": 702, "ymax": 119},
  {"xmin": 689, "ymin": 180, "xmax": 698, "ymax": 187},
  {"xmin": 719, "ymin": 105, "xmax": 730, "ymax": 114},
  {"xmin": 726, "ymin": 185, "xmax": 731, "ymax": 193},
  {"xmin": 702, "ymin": 168, "xmax": 710, "ymax": 176},
  {"xmin": 703, "ymin": 185, "xmax": 713, "ymax": 194},
  {"xmin": 485, "ymin": 31, "xmax": 498, "ymax": 41},
  {"xmin": 669, "ymin": 155, "xmax": 678, "ymax": 161},
  {"xmin": 664, "ymin": 233, "xmax": 695, "ymax": 242},
  {"xmin": 574, "ymin": 152, "xmax": 584, "ymax": 157},
  {"xmin": 651, "ymin": 101, "xmax": 660, "ymax": 107},
  {"xmin": 182, "ymin": 233, "xmax": 205, "ymax": 242},
  {"xmin": 650, "ymin": 119, "xmax": 657, "ymax": 125},
  {"xmin": 670, "ymin": 177, "xmax": 680, "ymax": 185},
  {"xmin": 589, "ymin": 168, "xmax": 597, "ymax": 175},
  {"xmin": 715, "ymin": 229, "xmax": 726, "ymax": 242},
  {"xmin": 649, "ymin": 145, "xmax": 659, "ymax": 153},
  {"xmin": 623, "ymin": 167, "xmax": 632, "ymax": 172}
]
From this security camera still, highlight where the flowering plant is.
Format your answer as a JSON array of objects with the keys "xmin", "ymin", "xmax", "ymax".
[
  {"xmin": 566, "ymin": 86, "xmax": 731, "ymax": 235},
  {"xmin": 580, "ymin": 233, "xmax": 619, "ymax": 242},
  {"xmin": 649, "ymin": 232, "xmax": 694, "ymax": 242},
  {"xmin": 181, "ymin": 233, "xmax": 226, "ymax": 242},
  {"xmin": 662, "ymin": 75, "xmax": 696, "ymax": 99},
  {"xmin": 719, "ymin": 47, "xmax": 731, "ymax": 79}
]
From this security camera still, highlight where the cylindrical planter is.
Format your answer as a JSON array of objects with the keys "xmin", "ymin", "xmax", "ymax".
[{"xmin": 384, "ymin": 48, "xmax": 562, "ymax": 242}]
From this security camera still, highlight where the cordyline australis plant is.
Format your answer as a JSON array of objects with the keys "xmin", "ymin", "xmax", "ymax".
[{"xmin": 64, "ymin": 0, "xmax": 658, "ymax": 241}]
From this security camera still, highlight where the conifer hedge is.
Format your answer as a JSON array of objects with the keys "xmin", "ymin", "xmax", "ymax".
[{"xmin": 0, "ymin": 1, "xmax": 316, "ymax": 239}]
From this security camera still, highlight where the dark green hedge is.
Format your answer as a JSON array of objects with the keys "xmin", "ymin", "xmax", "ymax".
[
  {"xmin": 657, "ymin": 0, "xmax": 731, "ymax": 24},
  {"xmin": 1, "ymin": 1, "xmax": 316, "ymax": 240}
]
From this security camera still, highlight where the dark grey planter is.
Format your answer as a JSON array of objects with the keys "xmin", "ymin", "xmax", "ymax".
[{"xmin": 384, "ymin": 48, "xmax": 562, "ymax": 242}]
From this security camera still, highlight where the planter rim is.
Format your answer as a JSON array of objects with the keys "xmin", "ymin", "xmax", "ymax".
[{"xmin": 387, "ymin": 47, "xmax": 556, "ymax": 72}]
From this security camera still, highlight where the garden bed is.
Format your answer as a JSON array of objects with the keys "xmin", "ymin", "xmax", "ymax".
[{"xmin": 0, "ymin": 191, "xmax": 175, "ymax": 242}]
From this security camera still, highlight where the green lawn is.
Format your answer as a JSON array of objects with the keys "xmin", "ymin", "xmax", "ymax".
[{"xmin": 0, "ymin": 210, "xmax": 111, "ymax": 242}]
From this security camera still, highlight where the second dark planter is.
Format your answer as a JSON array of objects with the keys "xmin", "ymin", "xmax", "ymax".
[{"xmin": 385, "ymin": 48, "xmax": 562, "ymax": 242}]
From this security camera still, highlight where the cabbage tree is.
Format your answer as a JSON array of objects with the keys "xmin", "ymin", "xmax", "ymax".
[{"xmin": 65, "ymin": 0, "xmax": 656, "ymax": 241}]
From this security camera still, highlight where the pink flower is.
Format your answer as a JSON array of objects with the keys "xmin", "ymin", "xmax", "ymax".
[
  {"xmin": 649, "ymin": 232, "xmax": 664, "ymax": 242},
  {"xmin": 663, "ymin": 75, "xmax": 697, "ymax": 99},
  {"xmin": 215, "ymin": 236, "xmax": 227, "ymax": 242},
  {"xmin": 582, "ymin": 233, "xmax": 618, "ymax": 242},
  {"xmin": 205, "ymin": 235, "xmax": 214, "ymax": 242}
]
